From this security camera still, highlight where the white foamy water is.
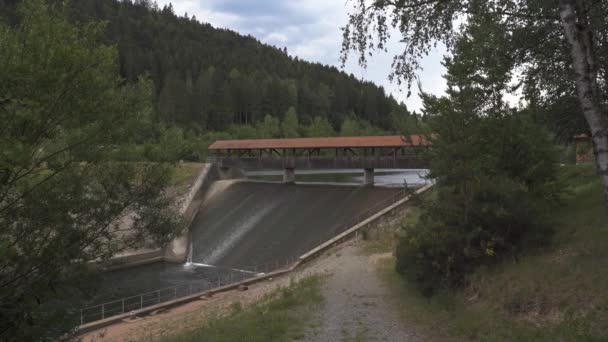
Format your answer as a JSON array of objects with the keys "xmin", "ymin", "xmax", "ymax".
[
  {"xmin": 196, "ymin": 201, "xmax": 279, "ymax": 265},
  {"xmin": 184, "ymin": 260, "xmax": 262, "ymax": 275},
  {"xmin": 245, "ymin": 169, "xmax": 430, "ymax": 187}
]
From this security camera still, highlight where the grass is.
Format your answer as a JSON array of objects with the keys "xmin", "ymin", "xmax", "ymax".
[
  {"xmin": 170, "ymin": 163, "xmax": 204, "ymax": 187},
  {"xmin": 360, "ymin": 197, "xmax": 423, "ymax": 255},
  {"xmin": 159, "ymin": 275, "xmax": 324, "ymax": 342},
  {"xmin": 376, "ymin": 164, "xmax": 608, "ymax": 341}
]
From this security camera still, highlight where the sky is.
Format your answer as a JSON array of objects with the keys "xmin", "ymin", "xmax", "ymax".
[{"xmin": 154, "ymin": 0, "xmax": 448, "ymax": 112}]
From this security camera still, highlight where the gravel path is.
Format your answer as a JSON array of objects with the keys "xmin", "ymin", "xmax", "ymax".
[
  {"xmin": 82, "ymin": 240, "xmax": 420, "ymax": 341},
  {"xmin": 296, "ymin": 244, "xmax": 418, "ymax": 342}
]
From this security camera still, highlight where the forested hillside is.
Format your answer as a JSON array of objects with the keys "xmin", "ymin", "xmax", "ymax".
[{"xmin": 0, "ymin": 0, "xmax": 414, "ymax": 135}]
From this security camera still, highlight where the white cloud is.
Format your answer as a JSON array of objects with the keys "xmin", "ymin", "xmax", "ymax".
[{"xmin": 264, "ymin": 32, "xmax": 289, "ymax": 44}]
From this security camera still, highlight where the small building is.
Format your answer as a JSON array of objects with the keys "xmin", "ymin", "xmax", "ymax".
[{"xmin": 574, "ymin": 134, "xmax": 594, "ymax": 164}]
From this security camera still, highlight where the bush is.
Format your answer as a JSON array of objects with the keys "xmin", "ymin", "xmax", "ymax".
[
  {"xmin": 396, "ymin": 175, "xmax": 554, "ymax": 296},
  {"xmin": 396, "ymin": 102, "xmax": 560, "ymax": 296}
]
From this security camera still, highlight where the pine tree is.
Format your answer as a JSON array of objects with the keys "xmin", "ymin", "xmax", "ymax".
[{"xmin": 282, "ymin": 106, "xmax": 300, "ymax": 138}]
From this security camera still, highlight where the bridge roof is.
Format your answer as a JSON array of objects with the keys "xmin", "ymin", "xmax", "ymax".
[{"xmin": 208, "ymin": 135, "xmax": 428, "ymax": 150}]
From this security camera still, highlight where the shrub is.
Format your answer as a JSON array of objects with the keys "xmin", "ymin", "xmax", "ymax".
[
  {"xmin": 396, "ymin": 103, "xmax": 560, "ymax": 296},
  {"xmin": 396, "ymin": 175, "xmax": 554, "ymax": 295}
]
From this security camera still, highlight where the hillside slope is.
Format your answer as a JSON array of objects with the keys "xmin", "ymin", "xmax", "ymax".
[{"xmin": 0, "ymin": 0, "xmax": 412, "ymax": 132}]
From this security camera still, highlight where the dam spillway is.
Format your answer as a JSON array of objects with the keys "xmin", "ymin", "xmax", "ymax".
[
  {"xmin": 189, "ymin": 181, "xmax": 401, "ymax": 269},
  {"xmin": 95, "ymin": 175, "xmax": 412, "ymax": 303}
]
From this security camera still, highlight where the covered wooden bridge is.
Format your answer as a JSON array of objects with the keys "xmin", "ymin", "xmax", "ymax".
[{"xmin": 208, "ymin": 135, "xmax": 429, "ymax": 185}]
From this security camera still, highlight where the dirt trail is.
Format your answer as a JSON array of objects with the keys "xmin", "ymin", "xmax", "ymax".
[{"xmin": 296, "ymin": 244, "xmax": 419, "ymax": 342}]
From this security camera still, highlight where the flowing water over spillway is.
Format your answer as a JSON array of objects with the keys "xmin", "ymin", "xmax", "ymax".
[
  {"xmin": 188, "ymin": 181, "xmax": 400, "ymax": 269},
  {"xmin": 96, "ymin": 171, "xmax": 427, "ymax": 302}
]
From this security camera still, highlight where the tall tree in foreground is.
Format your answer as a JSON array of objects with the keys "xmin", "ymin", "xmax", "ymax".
[
  {"xmin": 395, "ymin": 19, "xmax": 559, "ymax": 296},
  {"xmin": 342, "ymin": 0, "xmax": 608, "ymax": 206},
  {"xmin": 0, "ymin": 1, "xmax": 183, "ymax": 339}
]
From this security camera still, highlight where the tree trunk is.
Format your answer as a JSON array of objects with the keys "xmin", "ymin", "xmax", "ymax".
[{"xmin": 559, "ymin": 0, "xmax": 608, "ymax": 206}]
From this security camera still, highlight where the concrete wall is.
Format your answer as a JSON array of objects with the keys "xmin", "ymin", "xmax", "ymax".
[
  {"xmin": 163, "ymin": 164, "xmax": 219, "ymax": 263},
  {"xmin": 101, "ymin": 164, "xmax": 244, "ymax": 270},
  {"xmin": 165, "ymin": 164, "xmax": 247, "ymax": 263}
]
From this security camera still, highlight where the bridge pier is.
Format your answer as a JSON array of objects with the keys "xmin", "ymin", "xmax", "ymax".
[
  {"xmin": 283, "ymin": 168, "xmax": 295, "ymax": 184},
  {"xmin": 363, "ymin": 168, "xmax": 374, "ymax": 186}
]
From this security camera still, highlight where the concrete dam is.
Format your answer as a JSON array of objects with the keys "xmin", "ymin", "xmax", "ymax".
[
  {"xmin": 190, "ymin": 181, "xmax": 401, "ymax": 269},
  {"xmin": 96, "ymin": 178, "xmax": 405, "ymax": 302}
]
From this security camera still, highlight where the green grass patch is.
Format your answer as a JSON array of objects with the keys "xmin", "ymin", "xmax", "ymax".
[
  {"xmin": 360, "ymin": 228, "xmax": 397, "ymax": 255},
  {"xmin": 378, "ymin": 164, "xmax": 608, "ymax": 341},
  {"xmin": 360, "ymin": 195, "xmax": 425, "ymax": 255},
  {"xmin": 160, "ymin": 275, "xmax": 324, "ymax": 342},
  {"xmin": 170, "ymin": 163, "xmax": 203, "ymax": 187}
]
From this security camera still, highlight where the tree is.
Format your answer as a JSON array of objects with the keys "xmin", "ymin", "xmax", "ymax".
[
  {"xmin": 158, "ymin": 71, "xmax": 189, "ymax": 124},
  {"xmin": 305, "ymin": 116, "xmax": 335, "ymax": 137},
  {"xmin": 0, "ymin": 1, "xmax": 183, "ymax": 339},
  {"xmin": 340, "ymin": 117, "xmax": 361, "ymax": 136},
  {"xmin": 342, "ymin": 0, "xmax": 608, "ymax": 206},
  {"xmin": 257, "ymin": 114, "xmax": 281, "ymax": 138},
  {"xmin": 0, "ymin": 0, "xmax": 409, "ymax": 134},
  {"xmin": 282, "ymin": 107, "xmax": 300, "ymax": 138},
  {"xmin": 395, "ymin": 31, "xmax": 559, "ymax": 295},
  {"xmin": 390, "ymin": 107, "xmax": 422, "ymax": 135},
  {"xmin": 192, "ymin": 66, "xmax": 215, "ymax": 129}
]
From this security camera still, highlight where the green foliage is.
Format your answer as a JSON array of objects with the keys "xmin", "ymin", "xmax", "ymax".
[
  {"xmin": 0, "ymin": 1, "xmax": 183, "ymax": 339},
  {"xmin": 0, "ymin": 0, "xmax": 413, "ymax": 133},
  {"xmin": 342, "ymin": 0, "xmax": 608, "ymax": 201},
  {"xmin": 282, "ymin": 107, "xmax": 300, "ymax": 138},
  {"xmin": 390, "ymin": 108, "xmax": 425, "ymax": 135},
  {"xmin": 342, "ymin": 0, "xmax": 608, "ymax": 106},
  {"xmin": 339, "ymin": 116, "xmax": 385, "ymax": 136},
  {"xmin": 340, "ymin": 117, "xmax": 360, "ymax": 136},
  {"xmin": 258, "ymin": 114, "xmax": 281, "ymax": 138},
  {"xmin": 396, "ymin": 109, "xmax": 559, "ymax": 294},
  {"xmin": 162, "ymin": 276, "xmax": 323, "ymax": 342},
  {"xmin": 227, "ymin": 124, "xmax": 259, "ymax": 140},
  {"xmin": 395, "ymin": 30, "xmax": 560, "ymax": 295},
  {"xmin": 382, "ymin": 165, "xmax": 608, "ymax": 340},
  {"xmin": 304, "ymin": 116, "xmax": 334, "ymax": 137}
]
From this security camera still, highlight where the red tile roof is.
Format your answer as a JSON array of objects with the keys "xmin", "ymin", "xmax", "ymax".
[{"xmin": 208, "ymin": 135, "xmax": 428, "ymax": 150}]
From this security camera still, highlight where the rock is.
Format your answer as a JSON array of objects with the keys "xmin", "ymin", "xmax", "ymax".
[{"xmin": 238, "ymin": 284, "xmax": 248, "ymax": 291}]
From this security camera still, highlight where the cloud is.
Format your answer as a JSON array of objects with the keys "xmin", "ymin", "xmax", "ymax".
[
  {"xmin": 264, "ymin": 32, "xmax": 289, "ymax": 44},
  {"xmin": 155, "ymin": 0, "xmax": 447, "ymax": 112}
]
